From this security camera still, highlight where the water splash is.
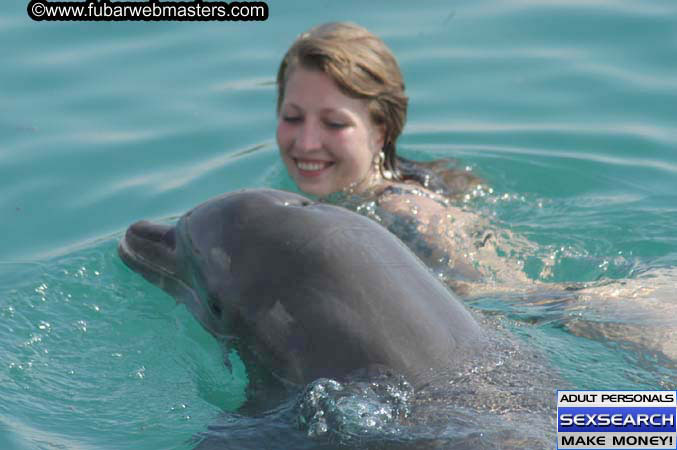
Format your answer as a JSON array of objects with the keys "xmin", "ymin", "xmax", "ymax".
[{"xmin": 295, "ymin": 374, "xmax": 413, "ymax": 444}]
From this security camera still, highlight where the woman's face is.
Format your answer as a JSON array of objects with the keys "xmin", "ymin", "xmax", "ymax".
[{"xmin": 277, "ymin": 68, "xmax": 384, "ymax": 197}]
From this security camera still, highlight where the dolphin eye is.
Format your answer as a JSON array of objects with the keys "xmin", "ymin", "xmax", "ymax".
[
  {"xmin": 162, "ymin": 229, "xmax": 176, "ymax": 249},
  {"xmin": 281, "ymin": 199, "xmax": 312, "ymax": 208},
  {"xmin": 209, "ymin": 298, "xmax": 223, "ymax": 318}
]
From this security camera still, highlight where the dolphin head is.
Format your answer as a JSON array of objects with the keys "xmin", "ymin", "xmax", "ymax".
[{"xmin": 118, "ymin": 189, "xmax": 318, "ymax": 336}]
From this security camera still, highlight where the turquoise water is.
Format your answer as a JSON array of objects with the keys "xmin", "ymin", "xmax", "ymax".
[{"xmin": 2, "ymin": 0, "xmax": 677, "ymax": 448}]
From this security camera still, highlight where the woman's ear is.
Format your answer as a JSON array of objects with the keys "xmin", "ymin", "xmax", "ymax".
[{"xmin": 373, "ymin": 123, "xmax": 386, "ymax": 152}]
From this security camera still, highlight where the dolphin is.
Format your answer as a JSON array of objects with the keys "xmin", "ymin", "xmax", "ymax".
[{"xmin": 118, "ymin": 188, "xmax": 484, "ymax": 387}]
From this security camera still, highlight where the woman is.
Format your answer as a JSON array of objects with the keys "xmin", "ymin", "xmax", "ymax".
[
  {"xmin": 273, "ymin": 22, "xmax": 677, "ymax": 363},
  {"xmin": 275, "ymin": 22, "xmax": 531, "ymax": 295}
]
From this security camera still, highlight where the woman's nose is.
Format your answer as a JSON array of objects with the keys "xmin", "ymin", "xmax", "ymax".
[{"xmin": 296, "ymin": 121, "xmax": 322, "ymax": 152}]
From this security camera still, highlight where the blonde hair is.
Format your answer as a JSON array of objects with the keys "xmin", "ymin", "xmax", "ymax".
[{"xmin": 276, "ymin": 22, "xmax": 408, "ymax": 179}]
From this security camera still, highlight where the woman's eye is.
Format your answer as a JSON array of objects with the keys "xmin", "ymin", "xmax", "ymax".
[
  {"xmin": 325, "ymin": 121, "xmax": 347, "ymax": 129},
  {"xmin": 282, "ymin": 116, "xmax": 302, "ymax": 123}
]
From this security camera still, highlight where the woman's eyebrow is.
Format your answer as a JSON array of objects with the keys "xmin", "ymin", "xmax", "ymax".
[
  {"xmin": 282, "ymin": 103, "xmax": 303, "ymax": 112},
  {"xmin": 281, "ymin": 104, "xmax": 354, "ymax": 118},
  {"xmin": 319, "ymin": 107, "xmax": 353, "ymax": 117}
]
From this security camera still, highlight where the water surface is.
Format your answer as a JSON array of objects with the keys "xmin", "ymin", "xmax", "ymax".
[{"xmin": 1, "ymin": 0, "xmax": 676, "ymax": 448}]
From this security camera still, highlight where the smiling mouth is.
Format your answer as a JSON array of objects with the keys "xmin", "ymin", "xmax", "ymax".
[{"xmin": 294, "ymin": 159, "xmax": 334, "ymax": 175}]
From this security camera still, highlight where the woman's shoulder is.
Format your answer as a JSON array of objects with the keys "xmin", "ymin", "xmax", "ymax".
[
  {"xmin": 372, "ymin": 180, "xmax": 484, "ymax": 243},
  {"xmin": 375, "ymin": 181, "xmax": 455, "ymax": 222},
  {"xmin": 394, "ymin": 155, "xmax": 484, "ymax": 200}
]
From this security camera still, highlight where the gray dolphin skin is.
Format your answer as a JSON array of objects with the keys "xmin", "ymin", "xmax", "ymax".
[{"xmin": 118, "ymin": 188, "xmax": 484, "ymax": 386}]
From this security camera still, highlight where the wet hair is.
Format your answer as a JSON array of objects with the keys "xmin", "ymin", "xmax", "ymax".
[{"xmin": 276, "ymin": 22, "xmax": 482, "ymax": 198}]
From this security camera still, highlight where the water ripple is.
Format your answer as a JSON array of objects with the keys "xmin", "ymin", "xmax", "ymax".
[
  {"xmin": 209, "ymin": 77, "xmax": 276, "ymax": 92},
  {"xmin": 465, "ymin": 0, "xmax": 677, "ymax": 18},
  {"xmin": 574, "ymin": 60, "xmax": 677, "ymax": 91},
  {"xmin": 399, "ymin": 46, "xmax": 587, "ymax": 62},
  {"xmin": 19, "ymin": 34, "xmax": 176, "ymax": 67},
  {"xmin": 407, "ymin": 142, "xmax": 677, "ymax": 175},
  {"xmin": 407, "ymin": 120, "xmax": 677, "ymax": 146},
  {"xmin": 72, "ymin": 142, "xmax": 273, "ymax": 208}
]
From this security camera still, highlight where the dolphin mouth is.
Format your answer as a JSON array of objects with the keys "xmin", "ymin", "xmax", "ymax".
[{"xmin": 118, "ymin": 220, "xmax": 179, "ymax": 281}]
